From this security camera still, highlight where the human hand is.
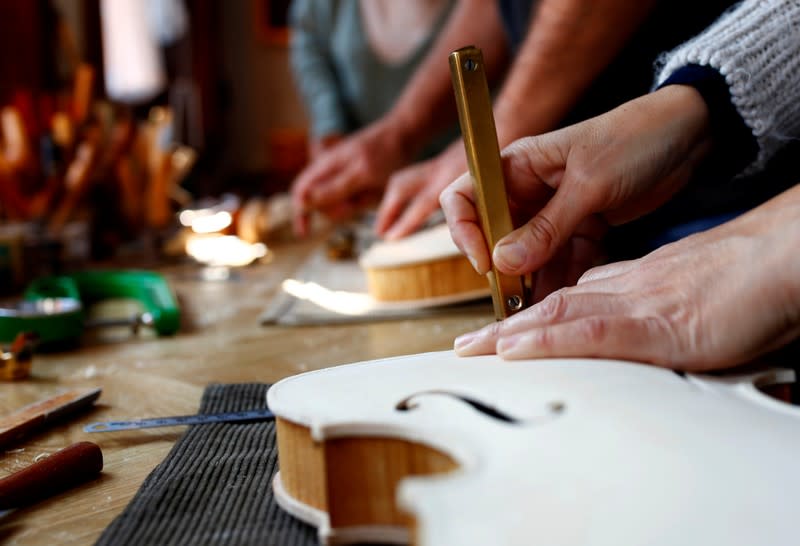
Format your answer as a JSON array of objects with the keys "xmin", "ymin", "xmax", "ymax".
[
  {"xmin": 309, "ymin": 133, "xmax": 344, "ymax": 160},
  {"xmin": 290, "ymin": 119, "xmax": 416, "ymax": 236},
  {"xmin": 441, "ymin": 85, "xmax": 713, "ymax": 278},
  {"xmin": 453, "ymin": 185, "xmax": 800, "ymax": 371},
  {"xmin": 374, "ymin": 144, "xmax": 466, "ymax": 240}
]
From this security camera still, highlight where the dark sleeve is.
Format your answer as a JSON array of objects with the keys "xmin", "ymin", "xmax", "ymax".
[{"xmin": 658, "ymin": 64, "xmax": 759, "ymax": 178}]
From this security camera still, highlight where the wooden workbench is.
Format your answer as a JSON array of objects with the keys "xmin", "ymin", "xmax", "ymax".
[{"xmin": 0, "ymin": 238, "xmax": 494, "ymax": 545}]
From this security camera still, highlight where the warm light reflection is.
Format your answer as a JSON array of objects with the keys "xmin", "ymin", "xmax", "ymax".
[
  {"xmin": 179, "ymin": 210, "xmax": 233, "ymax": 233},
  {"xmin": 186, "ymin": 234, "xmax": 267, "ymax": 267},
  {"xmin": 281, "ymin": 279, "xmax": 375, "ymax": 315}
]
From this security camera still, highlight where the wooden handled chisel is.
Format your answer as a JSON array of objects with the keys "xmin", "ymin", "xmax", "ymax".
[{"xmin": 0, "ymin": 441, "xmax": 103, "ymax": 518}]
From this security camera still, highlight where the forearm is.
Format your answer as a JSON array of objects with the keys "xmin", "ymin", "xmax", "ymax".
[
  {"xmin": 493, "ymin": 0, "xmax": 658, "ymax": 146},
  {"xmin": 384, "ymin": 0, "xmax": 509, "ymax": 158},
  {"xmin": 734, "ymin": 183, "xmax": 800, "ymax": 306},
  {"xmin": 778, "ymin": 185, "xmax": 800, "ymax": 310},
  {"xmin": 657, "ymin": 65, "xmax": 758, "ymax": 180}
]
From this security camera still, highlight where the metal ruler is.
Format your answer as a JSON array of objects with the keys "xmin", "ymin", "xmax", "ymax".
[{"xmin": 84, "ymin": 408, "xmax": 275, "ymax": 432}]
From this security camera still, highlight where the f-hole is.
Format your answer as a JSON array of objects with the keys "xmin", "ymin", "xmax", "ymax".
[{"xmin": 396, "ymin": 390, "xmax": 565, "ymax": 425}]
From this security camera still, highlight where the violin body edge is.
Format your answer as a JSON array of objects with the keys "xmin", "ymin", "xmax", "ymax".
[{"xmin": 269, "ymin": 350, "xmax": 800, "ymax": 546}]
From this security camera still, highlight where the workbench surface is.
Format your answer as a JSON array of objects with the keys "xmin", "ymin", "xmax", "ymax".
[{"xmin": 0, "ymin": 237, "xmax": 494, "ymax": 545}]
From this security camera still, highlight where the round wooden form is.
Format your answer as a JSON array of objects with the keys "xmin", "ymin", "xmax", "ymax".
[
  {"xmin": 359, "ymin": 224, "xmax": 488, "ymax": 302},
  {"xmin": 270, "ymin": 351, "xmax": 800, "ymax": 546}
]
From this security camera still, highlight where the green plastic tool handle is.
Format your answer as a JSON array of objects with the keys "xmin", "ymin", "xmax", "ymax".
[
  {"xmin": 24, "ymin": 271, "xmax": 180, "ymax": 337},
  {"xmin": 0, "ymin": 299, "xmax": 83, "ymax": 346}
]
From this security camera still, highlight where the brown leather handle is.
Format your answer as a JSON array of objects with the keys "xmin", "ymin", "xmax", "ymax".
[{"xmin": 0, "ymin": 441, "xmax": 103, "ymax": 509}]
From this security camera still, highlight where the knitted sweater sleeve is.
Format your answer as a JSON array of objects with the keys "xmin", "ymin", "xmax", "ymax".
[{"xmin": 655, "ymin": 0, "xmax": 800, "ymax": 167}]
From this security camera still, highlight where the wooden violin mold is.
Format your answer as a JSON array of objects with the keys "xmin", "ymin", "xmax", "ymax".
[
  {"xmin": 358, "ymin": 224, "xmax": 489, "ymax": 303},
  {"xmin": 269, "ymin": 350, "xmax": 800, "ymax": 545}
]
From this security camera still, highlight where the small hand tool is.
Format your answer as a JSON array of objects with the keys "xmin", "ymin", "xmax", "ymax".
[
  {"xmin": 0, "ymin": 388, "xmax": 101, "ymax": 450},
  {"xmin": 0, "ymin": 332, "xmax": 36, "ymax": 381},
  {"xmin": 449, "ymin": 46, "xmax": 529, "ymax": 320},
  {"xmin": 47, "ymin": 136, "xmax": 99, "ymax": 232},
  {"xmin": 0, "ymin": 441, "xmax": 103, "ymax": 516},
  {"xmin": 0, "ymin": 297, "xmax": 84, "ymax": 348},
  {"xmin": 84, "ymin": 408, "xmax": 275, "ymax": 433},
  {"xmin": 0, "ymin": 270, "xmax": 180, "ymax": 346},
  {"xmin": 1, "ymin": 106, "xmax": 32, "ymax": 170},
  {"xmin": 71, "ymin": 64, "xmax": 96, "ymax": 127}
]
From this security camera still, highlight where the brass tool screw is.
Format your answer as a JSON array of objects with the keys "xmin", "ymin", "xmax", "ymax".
[{"xmin": 507, "ymin": 295, "xmax": 524, "ymax": 312}]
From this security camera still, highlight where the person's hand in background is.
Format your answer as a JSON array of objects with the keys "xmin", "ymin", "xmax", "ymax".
[
  {"xmin": 308, "ymin": 133, "xmax": 344, "ymax": 160},
  {"xmin": 290, "ymin": 118, "xmax": 418, "ymax": 236},
  {"xmin": 453, "ymin": 183, "xmax": 800, "ymax": 371},
  {"xmin": 289, "ymin": 0, "xmax": 510, "ymax": 238},
  {"xmin": 375, "ymin": 143, "xmax": 466, "ymax": 240},
  {"xmin": 374, "ymin": 0, "xmax": 665, "ymax": 241}
]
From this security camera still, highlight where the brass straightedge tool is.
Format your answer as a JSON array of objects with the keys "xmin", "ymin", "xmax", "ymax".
[{"xmin": 449, "ymin": 46, "xmax": 529, "ymax": 320}]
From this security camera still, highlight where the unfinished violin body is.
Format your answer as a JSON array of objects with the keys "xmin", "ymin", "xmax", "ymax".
[
  {"xmin": 269, "ymin": 350, "xmax": 800, "ymax": 545},
  {"xmin": 358, "ymin": 224, "xmax": 489, "ymax": 303}
]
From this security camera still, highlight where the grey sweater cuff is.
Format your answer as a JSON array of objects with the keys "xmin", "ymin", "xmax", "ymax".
[{"xmin": 655, "ymin": 0, "xmax": 800, "ymax": 169}]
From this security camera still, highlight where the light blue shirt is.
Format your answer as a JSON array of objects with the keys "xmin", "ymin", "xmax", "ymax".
[{"xmin": 290, "ymin": 0, "xmax": 456, "ymax": 156}]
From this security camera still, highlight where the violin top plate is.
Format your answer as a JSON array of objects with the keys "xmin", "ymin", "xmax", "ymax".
[{"xmin": 270, "ymin": 350, "xmax": 800, "ymax": 546}]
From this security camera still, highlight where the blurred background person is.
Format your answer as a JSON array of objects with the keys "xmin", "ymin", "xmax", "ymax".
[
  {"xmin": 290, "ymin": 0, "xmax": 455, "ymax": 160},
  {"xmin": 289, "ymin": 0, "xmax": 465, "ymax": 234},
  {"xmin": 291, "ymin": 0, "xmax": 739, "ymax": 239}
]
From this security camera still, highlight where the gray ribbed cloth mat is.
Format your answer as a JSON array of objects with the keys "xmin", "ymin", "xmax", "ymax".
[{"xmin": 95, "ymin": 383, "xmax": 319, "ymax": 546}]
